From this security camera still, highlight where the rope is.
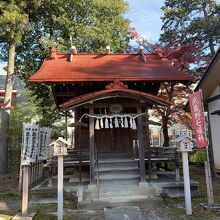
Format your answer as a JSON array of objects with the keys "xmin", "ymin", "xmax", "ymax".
[{"xmin": 79, "ymin": 112, "xmax": 148, "ymax": 122}]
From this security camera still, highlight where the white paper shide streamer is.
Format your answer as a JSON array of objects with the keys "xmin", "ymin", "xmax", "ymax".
[{"xmin": 92, "ymin": 114, "xmax": 138, "ymax": 130}]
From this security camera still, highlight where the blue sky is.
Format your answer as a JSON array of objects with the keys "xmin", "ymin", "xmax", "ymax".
[{"xmin": 125, "ymin": 0, "xmax": 165, "ymax": 42}]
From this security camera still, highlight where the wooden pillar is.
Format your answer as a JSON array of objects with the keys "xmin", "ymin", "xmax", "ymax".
[
  {"xmin": 57, "ymin": 155, "xmax": 64, "ymax": 220},
  {"xmin": 79, "ymin": 125, "xmax": 82, "ymax": 185},
  {"xmin": 145, "ymin": 107, "xmax": 152, "ymax": 179},
  {"xmin": 137, "ymin": 107, "xmax": 146, "ymax": 182},
  {"xmin": 89, "ymin": 107, "xmax": 95, "ymax": 184},
  {"xmin": 22, "ymin": 166, "xmax": 29, "ymax": 216},
  {"xmin": 65, "ymin": 111, "xmax": 68, "ymax": 140}
]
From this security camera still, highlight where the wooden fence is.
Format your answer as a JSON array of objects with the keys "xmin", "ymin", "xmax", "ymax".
[{"xmin": 19, "ymin": 159, "xmax": 48, "ymax": 194}]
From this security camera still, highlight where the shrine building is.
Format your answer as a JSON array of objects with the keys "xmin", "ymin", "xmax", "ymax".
[{"xmin": 29, "ymin": 47, "xmax": 197, "ymax": 208}]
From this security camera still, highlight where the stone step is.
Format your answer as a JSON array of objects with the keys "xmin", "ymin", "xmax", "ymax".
[
  {"xmin": 95, "ymin": 169, "xmax": 139, "ymax": 176},
  {"xmin": 95, "ymin": 166, "xmax": 139, "ymax": 172},
  {"xmin": 29, "ymin": 197, "xmax": 58, "ymax": 205},
  {"xmin": 93, "ymin": 184, "xmax": 140, "ymax": 191},
  {"xmin": 31, "ymin": 186, "xmax": 78, "ymax": 195},
  {"xmin": 83, "ymin": 187, "xmax": 155, "ymax": 200},
  {"xmin": 98, "ymin": 178, "xmax": 140, "ymax": 185},
  {"xmin": 82, "ymin": 180, "xmax": 159, "ymax": 201},
  {"xmin": 150, "ymin": 180, "xmax": 199, "ymax": 198},
  {"xmin": 98, "ymin": 158, "xmax": 136, "ymax": 164},
  {"xmin": 95, "ymin": 173, "xmax": 140, "ymax": 180},
  {"xmin": 98, "ymin": 153, "xmax": 133, "ymax": 159},
  {"xmin": 96, "ymin": 161, "xmax": 138, "ymax": 169},
  {"xmin": 78, "ymin": 195, "xmax": 163, "ymax": 209},
  {"xmin": 30, "ymin": 194, "xmax": 78, "ymax": 205}
]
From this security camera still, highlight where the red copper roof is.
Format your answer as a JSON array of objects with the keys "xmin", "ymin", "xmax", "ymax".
[{"xmin": 29, "ymin": 51, "xmax": 193, "ymax": 83}]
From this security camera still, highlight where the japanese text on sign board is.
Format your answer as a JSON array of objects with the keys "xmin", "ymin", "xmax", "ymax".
[
  {"xmin": 189, "ymin": 91, "xmax": 208, "ymax": 148},
  {"xmin": 38, "ymin": 127, "xmax": 52, "ymax": 160},
  {"xmin": 22, "ymin": 123, "xmax": 39, "ymax": 165}
]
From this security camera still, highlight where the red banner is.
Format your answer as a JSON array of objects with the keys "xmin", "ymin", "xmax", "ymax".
[{"xmin": 189, "ymin": 91, "xmax": 208, "ymax": 148}]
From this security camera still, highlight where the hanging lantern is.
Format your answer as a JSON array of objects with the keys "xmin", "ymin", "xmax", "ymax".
[
  {"xmin": 95, "ymin": 118, "xmax": 100, "ymax": 130},
  {"xmin": 132, "ymin": 118, "xmax": 137, "ymax": 130},
  {"xmin": 124, "ymin": 117, "xmax": 129, "ymax": 128},
  {"xmin": 115, "ymin": 117, "xmax": 119, "ymax": 128},
  {"xmin": 100, "ymin": 118, "xmax": 104, "ymax": 129},
  {"xmin": 109, "ymin": 118, "xmax": 113, "ymax": 128},
  {"xmin": 105, "ymin": 117, "xmax": 109, "ymax": 129}
]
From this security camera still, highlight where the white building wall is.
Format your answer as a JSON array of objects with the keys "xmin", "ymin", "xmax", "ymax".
[
  {"xmin": 209, "ymin": 86, "xmax": 219, "ymax": 98},
  {"xmin": 208, "ymin": 85, "xmax": 220, "ymax": 171}
]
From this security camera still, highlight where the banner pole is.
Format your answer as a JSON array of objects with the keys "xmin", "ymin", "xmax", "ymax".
[{"xmin": 200, "ymin": 89, "xmax": 214, "ymax": 206}]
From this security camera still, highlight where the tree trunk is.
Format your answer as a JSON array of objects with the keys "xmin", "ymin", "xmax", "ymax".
[
  {"xmin": 162, "ymin": 83, "xmax": 173, "ymax": 147},
  {"xmin": 208, "ymin": 39, "xmax": 215, "ymax": 57},
  {"xmin": 162, "ymin": 116, "xmax": 169, "ymax": 147},
  {"xmin": 202, "ymin": 2, "xmax": 216, "ymax": 57},
  {"xmin": 0, "ymin": 41, "xmax": 16, "ymax": 174}
]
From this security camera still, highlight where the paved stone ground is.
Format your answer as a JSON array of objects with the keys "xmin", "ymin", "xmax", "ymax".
[
  {"xmin": 64, "ymin": 206, "xmax": 176, "ymax": 220},
  {"xmin": 61, "ymin": 209, "xmax": 105, "ymax": 220},
  {"xmin": 65, "ymin": 207, "xmax": 220, "ymax": 220},
  {"xmin": 141, "ymin": 208, "xmax": 180, "ymax": 220},
  {"xmin": 104, "ymin": 206, "xmax": 145, "ymax": 220}
]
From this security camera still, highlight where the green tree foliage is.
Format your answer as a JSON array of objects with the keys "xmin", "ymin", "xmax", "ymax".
[
  {"xmin": 124, "ymin": 30, "xmax": 195, "ymax": 146},
  {"xmin": 7, "ymin": 89, "xmax": 66, "ymax": 168},
  {"xmin": 153, "ymin": 82, "xmax": 193, "ymax": 146},
  {"xmin": 190, "ymin": 150, "xmax": 207, "ymax": 165},
  {"xmin": 8, "ymin": 90, "xmax": 38, "ymax": 167},
  {"xmin": 0, "ymin": 0, "xmax": 37, "ymax": 173},
  {"xmin": 0, "ymin": 0, "xmax": 129, "ymax": 173},
  {"xmin": 161, "ymin": 0, "xmax": 220, "ymax": 58},
  {"xmin": 160, "ymin": 0, "xmax": 220, "ymax": 146},
  {"xmin": 0, "ymin": 1, "xmax": 29, "ymax": 43},
  {"xmin": 0, "ymin": 0, "xmax": 130, "ymax": 125}
]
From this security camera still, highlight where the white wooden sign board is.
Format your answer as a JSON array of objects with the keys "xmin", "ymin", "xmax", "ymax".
[
  {"xmin": 38, "ymin": 127, "xmax": 52, "ymax": 160},
  {"xmin": 21, "ymin": 123, "xmax": 39, "ymax": 165}
]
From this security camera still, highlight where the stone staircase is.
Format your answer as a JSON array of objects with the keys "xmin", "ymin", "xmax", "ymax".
[
  {"xmin": 77, "ymin": 153, "xmax": 162, "ymax": 209},
  {"xmin": 95, "ymin": 156, "xmax": 140, "ymax": 185}
]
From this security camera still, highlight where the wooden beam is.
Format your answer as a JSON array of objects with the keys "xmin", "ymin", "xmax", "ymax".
[
  {"xmin": 84, "ymin": 101, "xmax": 147, "ymax": 109},
  {"xmin": 89, "ymin": 107, "xmax": 95, "ymax": 184},
  {"xmin": 56, "ymin": 92, "xmax": 75, "ymax": 97},
  {"xmin": 137, "ymin": 107, "xmax": 146, "ymax": 182}
]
